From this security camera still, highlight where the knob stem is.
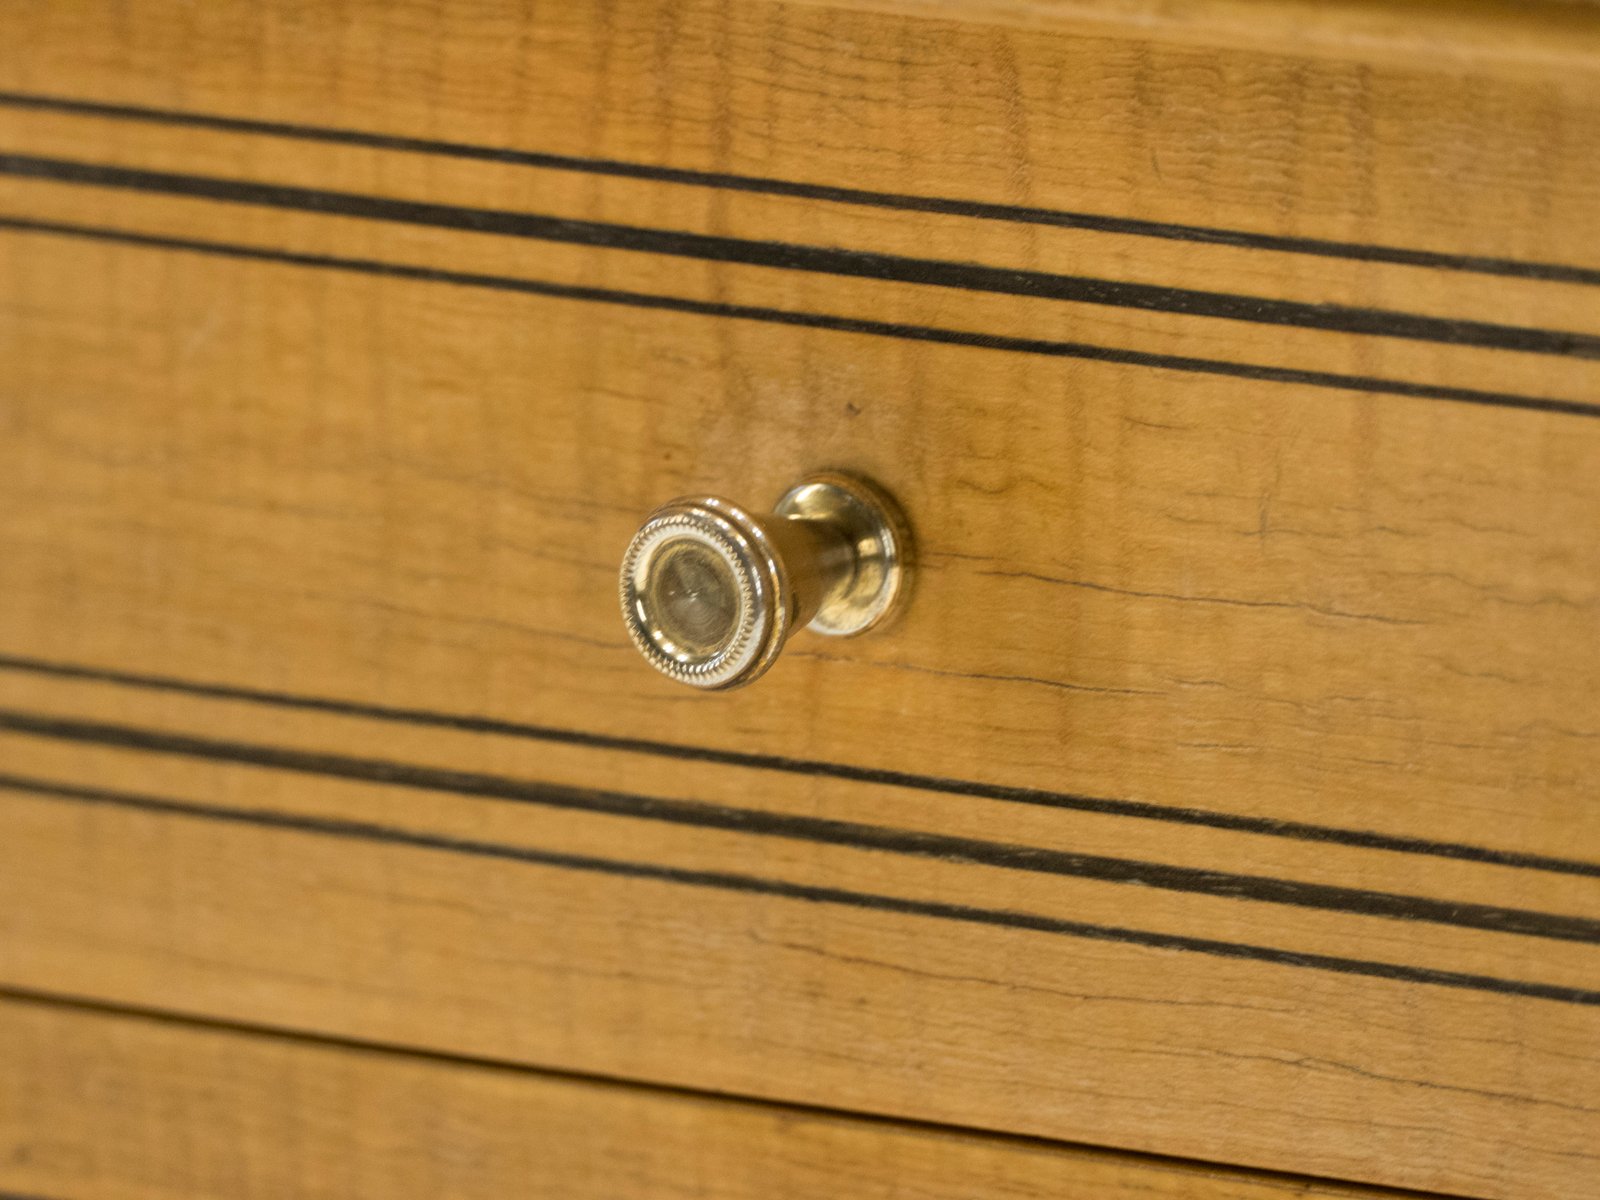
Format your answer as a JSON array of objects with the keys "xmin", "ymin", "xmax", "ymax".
[{"xmin": 765, "ymin": 514, "xmax": 857, "ymax": 630}]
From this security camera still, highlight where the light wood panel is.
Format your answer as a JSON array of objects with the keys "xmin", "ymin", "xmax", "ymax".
[
  {"xmin": 0, "ymin": 993, "xmax": 1406, "ymax": 1200},
  {"xmin": 0, "ymin": 209, "xmax": 1595, "ymax": 860},
  {"xmin": 0, "ymin": 0, "xmax": 1596, "ymax": 863},
  {"xmin": 788, "ymin": 0, "xmax": 1600, "ymax": 77},
  {"xmin": 7, "ymin": 0, "xmax": 1600, "ymax": 267},
  {"xmin": 0, "ymin": 661, "xmax": 1596, "ymax": 1199},
  {"xmin": 1, "ymin": 1, "xmax": 1598, "ymax": 1198}
]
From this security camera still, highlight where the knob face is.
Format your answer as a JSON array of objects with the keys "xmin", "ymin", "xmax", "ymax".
[
  {"xmin": 645, "ymin": 537, "xmax": 744, "ymax": 658},
  {"xmin": 620, "ymin": 472, "xmax": 911, "ymax": 690},
  {"xmin": 620, "ymin": 497, "xmax": 782, "ymax": 690}
]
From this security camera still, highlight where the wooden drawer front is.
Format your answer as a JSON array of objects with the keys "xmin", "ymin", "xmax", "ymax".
[
  {"xmin": 0, "ymin": 992, "xmax": 1404, "ymax": 1200},
  {"xmin": 1, "ymin": 3, "xmax": 1597, "ymax": 1198}
]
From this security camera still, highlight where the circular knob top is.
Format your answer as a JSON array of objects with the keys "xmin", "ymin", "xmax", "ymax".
[
  {"xmin": 619, "ymin": 495, "xmax": 790, "ymax": 690},
  {"xmin": 619, "ymin": 472, "xmax": 911, "ymax": 691}
]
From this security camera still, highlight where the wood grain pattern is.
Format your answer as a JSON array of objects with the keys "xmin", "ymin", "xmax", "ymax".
[
  {"xmin": 0, "ymin": 993, "xmax": 1409, "ymax": 1200},
  {"xmin": 0, "ymin": 0, "xmax": 1596, "ymax": 861},
  {"xmin": 0, "ymin": 1, "xmax": 1597, "ymax": 1197},
  {"xmin": 1, "ymin": 88, "xmax": 1598, "ymax": 864},
  {"xmin": 0, "ymin": 662, "xmax": 1596, "ymax": 1200},
  {"xmin": 787, "ymin": 0, "xmax": 1600, "ymax": 77}
]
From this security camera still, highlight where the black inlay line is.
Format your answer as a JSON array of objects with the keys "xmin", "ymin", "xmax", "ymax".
[
  {"xmin": 4, "ymin": 150, "xmax": 1598, "ymax": 362},
  {"xmin": 2, "ymin": 651, "xmax": 1596, "ymax": 880},
  {"xmin": 1, "ymin": 707, "xmax": 1596, "ymax": 946},
  {"xmin": 2, "ymin": 770, "xmax": 1596, "ymax": 1008},
  {"xmin": 0, "ymin": 216, "xmax": 1593, "ymax": 420},
  {"xmin": 2, "ymin": 87, "xmax": 1598, "ymax": 289}
]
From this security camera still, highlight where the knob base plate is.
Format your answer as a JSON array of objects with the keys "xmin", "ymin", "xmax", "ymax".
[{"xmin": 774, "ymin": 471, "xmax": 913, "ymax": 638}]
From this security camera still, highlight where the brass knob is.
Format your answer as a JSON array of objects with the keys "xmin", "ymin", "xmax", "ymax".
[{"xmin": 619, "ymin": 471, "xmax": 912, "ymax": 690}]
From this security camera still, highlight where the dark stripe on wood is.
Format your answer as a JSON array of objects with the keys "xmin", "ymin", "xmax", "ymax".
[
  {"xmin": 3, "ymin": 151, "xmax": 1596, "ymax": 360},
  {"xmin": 1, "ymin": 770, "xmax": 1595, "ymax": 1007},
  {"xmin": 0, "ymin": 709, "xmax": 1595, "ymax": 944},
  {"xmin": 0, "ymin": 88, "xmax": 1596, "ymax": 286},
  {"xmin": 1, "ymin": 652, "xmax": 1594, "ymax": 878},
  {"xmin": 0, "ymin": 216, "xmax": 1592, "ymax": 419}
]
